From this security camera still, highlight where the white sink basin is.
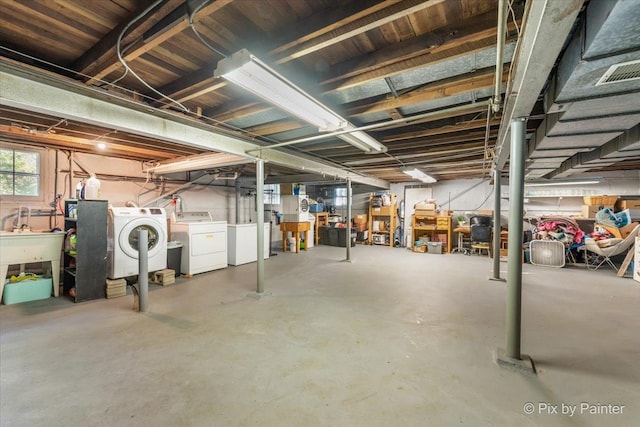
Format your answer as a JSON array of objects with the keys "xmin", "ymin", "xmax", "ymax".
[{"xmin": 0, "ymin": 231, "xmax": 65, "ymax": 301}]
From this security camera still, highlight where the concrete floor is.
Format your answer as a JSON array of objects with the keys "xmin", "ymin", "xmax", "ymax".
[{"xmin": 1, "ymin": 245, "xmax": 639, "ymax": 427}]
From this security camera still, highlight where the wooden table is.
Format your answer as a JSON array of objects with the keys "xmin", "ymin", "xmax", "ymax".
[
  {"xmin": 312, "ymin": 212, "xmax": 329, "ymax": 246},
  {"xmin": 280, "ymin": 222, "xmax": 311, "ymax": 253}
]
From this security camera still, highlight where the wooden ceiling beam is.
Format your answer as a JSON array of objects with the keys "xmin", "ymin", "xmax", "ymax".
[
  {"xmin": 346, "ymin": 66, "xmax": 508, "ymax": 117},
  {"xmin": 380, "ymin": 118, "xmax": 501, "ymax": 142},
  {"xmin": 268, "ymin": 0, "xmax": 398, "ymax": 57},
  {"xmin": 160, "ymin": 4, "xmax": 518, "ymax": 119},
  {"xmin": 73, "ymin": 0, "xmax": 182, "ymax": 80},
  {"xmin": 77, "ymin": 0, "xmax": 232, "ymax": 85},
  {"xmin": 341, "ymin": 142, "xmax": 486, "ymax": 165},
  {"xmin": 272, "ymin": 0, "xmax": 445, "ymax": 64},
  {"xmin": 320, "ymin": 8, "xmax": 518, "ymax": 89},
  {"xmin": 245, "ymin": 120, "xmax": 306, "ymax": 136},
  {"xmin": 328, "ymin": 31, "xmax": 517, "ymax": 94},
  {"xmin": 373, "ymin": 103, "xmax": 490, "ymax": 131},
  {"xmin": 0, "ymin": 125, "xmax": 176, "ymax": 160}
]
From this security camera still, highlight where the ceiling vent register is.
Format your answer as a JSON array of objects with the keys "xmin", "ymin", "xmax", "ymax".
[{"xmin": 595, "ymin": 59, "xmax": 640, "ymax": 86}]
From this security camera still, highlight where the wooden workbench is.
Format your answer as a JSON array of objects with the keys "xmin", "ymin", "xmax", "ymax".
[{"xmin": 280, "ymin": 221, "xmax": 311, "ymax": 253}]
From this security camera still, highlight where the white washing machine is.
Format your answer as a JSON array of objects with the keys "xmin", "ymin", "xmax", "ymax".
[
  {"xmin": 107, "ymin": 207, "xmax": 167, "ymax": 279},
  {"xmin": 170, "ymin": 212, "xmax": 227, "ymax": 275}
]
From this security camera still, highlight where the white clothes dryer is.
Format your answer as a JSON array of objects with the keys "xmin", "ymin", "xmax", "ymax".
[
  {"xmin": 170, "ymin": 212, "xmax": 227, "ymax": 275},
  {"xmin": 107, "ymin": 207, "xmax": 167, "ymax": 279}
]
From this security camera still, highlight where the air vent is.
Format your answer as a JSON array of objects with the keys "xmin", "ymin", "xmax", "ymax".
[{"xmin": 596, "ymin": 59, "xmax": 640, "ymax": 86}]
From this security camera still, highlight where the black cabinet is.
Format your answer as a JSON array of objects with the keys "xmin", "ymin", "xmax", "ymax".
[{"xmin": 63, "ymin": 200, "xmax": 108, "ymax": 302}]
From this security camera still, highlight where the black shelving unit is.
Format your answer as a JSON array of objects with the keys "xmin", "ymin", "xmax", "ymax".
[{"xmin": 63, "ymin": 200, "xmax": 108, "ymax": 302}]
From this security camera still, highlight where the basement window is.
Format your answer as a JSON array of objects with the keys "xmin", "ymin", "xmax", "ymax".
[
  {"xmin": 334, "ymin": 187, "xmax": 347, "ymax": 207},
  {"xmin": 264, "ymin": 184, "xmax": 280, "ymax": 205},
  {"xmin": 0, "ymin": 147, "xmax": 41, "ymax": 196}
]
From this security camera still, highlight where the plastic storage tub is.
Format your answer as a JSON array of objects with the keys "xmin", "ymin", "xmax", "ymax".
[
  {"xmin": 427, "ymin": 242, "xmax": 443, "ymax": 254},
  {"xmin": 309, "ymin": 203, "xmax": 324, "ymax": 213},
  {"xmin": 3, "ymin": 276, "xmax": 52, "ymax": 305}
]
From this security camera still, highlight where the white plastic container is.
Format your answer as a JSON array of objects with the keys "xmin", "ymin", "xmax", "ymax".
[
  {"xmin": 85, "ymin": 175, "xmax": 101, "ymax": 199},
  {"xmin": 287, "ymin": 237, "xmax": 296, "ymax": 252}
]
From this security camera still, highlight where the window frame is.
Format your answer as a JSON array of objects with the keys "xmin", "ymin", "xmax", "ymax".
[
  {"xmin": 0, "ymin": 143, "xmax": 47, "ymax": 203},
  {"xmin": 334, "ymin": 187, "xmax": 348, "ymax": 207},
  {"xmin": 263, "ymin": 183, "xmax": 281, "ymax": 205}
]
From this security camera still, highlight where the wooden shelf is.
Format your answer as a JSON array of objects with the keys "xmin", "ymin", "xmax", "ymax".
[
  {"xmin": 367, "ymin": 193, "xmax": 397, "ymax": 247},
  {"xmin": 411, "ymin": 214, "xmax": 453, "ymax": 253},
  {"xmin": 312, "ymin": 212, "xmax": 329, "ymax": 245}
]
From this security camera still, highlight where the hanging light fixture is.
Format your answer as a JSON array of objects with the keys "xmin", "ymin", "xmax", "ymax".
[
  {"xmin": 403, "ymin": 168, "xmax": 437, "ymax": 183},
  {"xmin": 215, "ymin": 49, "xmax": 387, "ymax": 154}
]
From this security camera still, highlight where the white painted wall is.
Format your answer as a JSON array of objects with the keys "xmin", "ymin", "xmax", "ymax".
[{"xmin": 2, "ymin": 142, "xmax": 638, "ymax": 237}]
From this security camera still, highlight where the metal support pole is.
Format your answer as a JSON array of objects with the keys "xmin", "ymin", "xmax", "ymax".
[
  {"xmin": 345, "ymin": 177, "xmax": 352, "ymax": 262},
  {"xmin": 235, "ymin": 177, "xmax": 241, "ymax": 223},
  {"xmin": 491, "ymin": 168, "xmax": 503, "ymax": 280},
  {"xmin": 506, "ymin": 118, "xmax": 526, "ymax": 359},
  {"xmin": 256, "ymin": 159, "xmax": 265, "ymax": 293},
  {"xmin": 138, "ymin": 229, "xmax": 149, "ymax": 312}
]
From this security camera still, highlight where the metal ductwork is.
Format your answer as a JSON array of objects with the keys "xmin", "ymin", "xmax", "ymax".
[{"xmin": 522, "ymin": 0, "xmax": 640, "ymax": 180}]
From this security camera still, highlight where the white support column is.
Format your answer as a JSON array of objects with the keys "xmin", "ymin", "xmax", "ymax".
[{"xmin": 256, "ymin": 160, "xmax": 265, "ymax": 293}]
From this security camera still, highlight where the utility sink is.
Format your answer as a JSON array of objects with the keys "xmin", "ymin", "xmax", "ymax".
[{"xmin": 0, "ymin": 231, "xmax": 65, "ymax": 302}]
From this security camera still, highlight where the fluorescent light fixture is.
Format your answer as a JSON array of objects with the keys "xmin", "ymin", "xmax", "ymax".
[
  {"xmin": 144, "ymin": 152, "xmax": 252, "ymax": 174},
  {"xmin": 215, "ymin": 49, "xmax": 346, "ymax": 132},
  {"xmin": 215, "ymin": 49, "xmax": 387, "ymax": 154},
  {"xmin": 524, "ymin": 179, "xmax": 601, "ymax": 187},
  {"xmin": 338, "ymin": 125, "xmax": 387, "ymax": 154},
  {"xmin": 403, "ymin": 168, "xmax": 437, "ymax": 183}
]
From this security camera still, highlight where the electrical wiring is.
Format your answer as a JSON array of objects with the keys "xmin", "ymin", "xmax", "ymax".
[
  {"xmin": 116, "ymin": 0, "xmax": 189, "ymax": 113},
  {"xmin": 189, "ymin": 0, "xmax": 228, "ymax": 58},
  {"xmin": 509, "ymin": 0, "xmax": 521, "ymax": 36}
]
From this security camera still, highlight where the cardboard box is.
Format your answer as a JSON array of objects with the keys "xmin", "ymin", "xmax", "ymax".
[
  {"xmin": 413, "ymin": 245, "xmax": 427, "ymax": 253},
  {"xmin": 434, "ymin": 234, "xmax": 447, "ymax": 243},
  {"xmin": 355, "ymin": 223, "xmax": 367, "ymax": 232},
  {"xmin": 354, "ymin": 214, "xmax": 367, "ymax": 224},
  {"xmin": 415, "ymin": 202, "xmax": 436, "ymax": 210},
  {"xmin": 615, "ymin": 199, "xmax": 640, "ymax": 210},
  {"xmin": 583, "ymin": 195, "xmax": 618, "ymax": 206},
  {"xmin": 280, "ymin": 183, "xmax": 305, "ymax": 195},
  {"xmin": 372, "ymin": 206, "xmax": 395, "ymax": 216},
  {"xmin": 581, "ymin": 204, "xmax": 613, "ymax": 218}
]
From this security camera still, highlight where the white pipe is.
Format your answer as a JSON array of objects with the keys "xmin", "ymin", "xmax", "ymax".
[{"xmin": 493, "ymin": 0, "xmax": 509, "ymax": 113}]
